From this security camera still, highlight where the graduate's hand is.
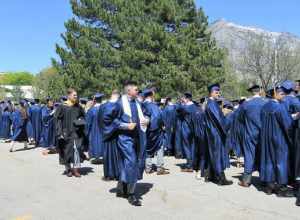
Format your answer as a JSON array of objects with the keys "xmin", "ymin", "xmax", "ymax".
[
  {"xmin": 140, "ymin": 118, "xmax": 149, "ymax": 127},
  {"xmin": 128, "ymin": 123, "xmax": 137, "ymax": 130},
  {"xmin": 292, "ymin": 112, "xmax": 300, "ymax": 120}
]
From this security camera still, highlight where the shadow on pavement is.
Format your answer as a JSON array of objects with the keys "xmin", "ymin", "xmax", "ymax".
[{"xmin": 109, "ymin": 182, "xmax": 154, "ymax": 200}]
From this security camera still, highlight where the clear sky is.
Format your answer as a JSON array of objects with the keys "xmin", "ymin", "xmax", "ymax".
[{"xmin": 0, "ymin": 0, "xmax": 299, "ymax": 73}]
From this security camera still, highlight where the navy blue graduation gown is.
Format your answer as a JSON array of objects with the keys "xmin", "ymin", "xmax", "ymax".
[
  {"xmin": 225, "ymin": 107, "xmax": 243, "ymax": 157},
  {"xmin": 0, "ymin": 108, "xmax": 2, "ymax": 136},
  {"xmin": 103, "ymin": 98, "xmax": 146, "ymax": 184},
  {"xmin": 174, "ymin": 104, "xmax": 185, "ymax": 158},
  {"xmin": 39, "ymin": 106, "xmax": 55, "ymax": 148},
  {"xmin": 282, "ymin": 95, "xmax": 300, "ymax": 180},
  {"xmin": 239, "ymin": 97, "xmax": 266, "ymax": 174},
  {"xmin": 143, "ymin": 101, "xmax": 164, "ymax": 157},
  {"xmin": 204, "ymin": 98, "xmax": 230, "ymax": 175},
  {"xmin": 176, "ymin": 103, "xmax": 199, "ymax": 168},
  {"xmin": 192, "ymin": 106, "xmax": 206, "ymax": 171},
  {"xmin": 86, "ymin": 104, "xmax": 103, "ymax": 158},
  {"xmin": 101, "ymin": 101, "xmax": 120, "ymax": 180},
  {"xmin": 282, "ymin": 95, "xmax": 300, "ymax": 115},
  {"xmin": 161, "ymin": 104, "xmax": 176, "ymax": 153},
  {"xmin": 295, "ymin": 117, "xmax": 300, "ymax": 178},
  {"xmin": 0, "ymin": 110, "xmax": 11, "ymax": 139},
  {"xmin": 26, "ymin": 111, "xmax": 34, "ymax": 140},
  {"xmin": 28, "ymin": 105, "xmax": 42, "ymax": 145},
  {"xmin": 11, "ymin": 109, "xmax": 28, "ymax": 142},
  {"xmin": 260, "ymin": 100, "xmax": 293, "ymax": 184}
]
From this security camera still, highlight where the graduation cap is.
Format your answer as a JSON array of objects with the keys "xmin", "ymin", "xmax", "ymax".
[
  {"xmin": 280, "ymin": 80, "xmax": 296, "ymax": 93},
  {"xmin": 138, "ymin": 90, "xmax": 143, "ymax": 96},
  {"xmin": 239, "ymin": 97, "xmax": 247, "ymax": 104},
  {"xmin": 223, "ymin": 100, "xmax": 233, "ymax": 110},
  {"xmin": 247, "ymin": 84, "xmax": 261, "ymax": 92},
  {"xmin": 231, "ymin": 99, "xmax": 239, "ymax": 106},
  {"xmin": 29, "ymin": 99, "xmax": 35, "ymax": 105},
  {"xmin": 60, "ymin": 96, "xmax": 68, "ymax": 102},
  {"xmin": 19, "ymin": 100, "xmax": 27, "ymax": 106},
  {"xmin": 207, "ymin": 83, "xmax": 220, "ymax": 93},
  {"xmin": 79, "ymin": 98, "xmax": 88, "ymax": 104},
  {"xmin": 142, "ymin": 89, "xmax": 154, "ymax": 98},
  {"xmin": 94, "ymin": 93, "xmax": 104, "ymax": 100},
  {"xmin": 94, "ymin": 93, "xmax": 104, "ymax": 103},
  {"xmin": 199, "ymin": 97, "xmax": 206, "ymax": 104},
  {"xmin": 183, "ymin": 92, "xmax": 193, "ymax": 100},
  {"xmin": 193, "ymin": 101, "xmax": 200, "ymax": 106},
  {"xmin": 34, "ymin": 98, "xmax": 40, "ymax": 103}
]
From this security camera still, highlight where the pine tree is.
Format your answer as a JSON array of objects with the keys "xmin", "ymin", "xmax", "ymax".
[{"xmin": 53, "ymin": 0, "xmax": 226, "ymax": 98}]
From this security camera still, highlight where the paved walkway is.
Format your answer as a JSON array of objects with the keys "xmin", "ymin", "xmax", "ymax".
[{"xmin": 0, "ymin": 142, "xmax": 299, "ymax": 220}]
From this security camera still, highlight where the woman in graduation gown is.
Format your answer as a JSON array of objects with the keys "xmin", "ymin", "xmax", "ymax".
[
  {"xmin": 0, "ymin": 105, "xmax": 12, "ymax": 141},
  {"xmin": 28, "ymin": 99, "xmax": 42, "ymax": 147},
  {"xmin": 9, "ymin": 101, "xmax": 28, "ymax": 152},
  {"xmin": 260, "ymin": 87, "xmax": 295, "ymax": 197},
  {"xmin": 86, "ymin": 93, "xmax": 104, "ymax": 162},
  {"xmin": 225, "ymin": 104, "xmax": 243, "ymax": 160},
  {"xmin": 100, "ymin": 90, "xmax": 121, "ymax": 181},
  {"xmin": 203, "ymin": 83, "xmax": 232, "ymax": 185},
  {"xmin": 39, "ymin": 98, "xmax": 56, "ymax": 155},
  {"xmin": 54, "ymin": 88, "xmax": 87, "ymax": 178}
]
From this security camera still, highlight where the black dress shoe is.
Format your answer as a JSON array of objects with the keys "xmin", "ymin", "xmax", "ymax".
[
  {"xmin": 116, "ymin": 191, "xmax": 128, "ymax": 198},
  {"xmin": 276, "ymin": 187, "xmax": 295, "ymax": 198},
  {"xmin": 128, "ymin": 194, "xmax": 141, "ymax": 206},
  {"xmin": 66, "ymin": 171, "xmax": 73, "ymax": 177},
  {"xmin": 218, "ymin": 178, "xmax": 233, "ymax": 186},
  {"xmin": 264, "ymin": 185, "xmax": 275, "ymax": 195}
]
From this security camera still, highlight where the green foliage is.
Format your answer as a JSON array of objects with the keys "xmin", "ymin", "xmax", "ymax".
[
  {"xmin": 0, "ymin": 72, "xmax": 34, "ymax": 85},
  {"xmin": 54, "ymin": 0, "xmax": 226, "ymax": 98},
  {"xmin": 32, "ymin": 67, "xmax": 65, "ymax": 100}
]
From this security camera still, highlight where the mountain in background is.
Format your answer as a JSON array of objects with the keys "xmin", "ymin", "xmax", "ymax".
[{"xmin": 209, "ymin": 19, "xmax": 300, "ymax": 79}]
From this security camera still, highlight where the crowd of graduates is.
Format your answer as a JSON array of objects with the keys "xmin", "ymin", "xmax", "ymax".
[{"xmin": 0, "ymin": 79, "xmax": 300, "ymax": 207}]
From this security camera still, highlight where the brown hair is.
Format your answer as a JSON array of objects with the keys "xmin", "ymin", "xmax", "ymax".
[
  {"xmin": 20, "ymin": 105, "xmax": 28, "ymax": 120},
  {"xmin": 67, "ymin": 88, "xmax": 76, "ymax": 95}
]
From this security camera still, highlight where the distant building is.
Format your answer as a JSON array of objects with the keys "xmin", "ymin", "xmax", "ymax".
[{"xmin": 0, "ymin": 85, "xmax": 34, "ymax": 99}]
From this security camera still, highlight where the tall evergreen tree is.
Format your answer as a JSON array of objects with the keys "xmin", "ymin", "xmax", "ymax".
[{"xmin": 53, "ymin": 0, "xmax": 226, "ymax": 97}]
